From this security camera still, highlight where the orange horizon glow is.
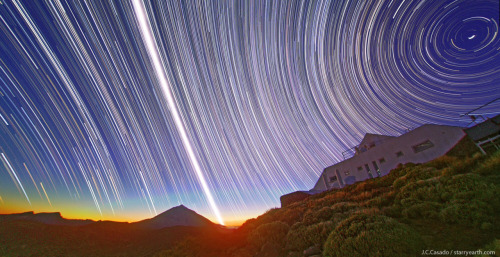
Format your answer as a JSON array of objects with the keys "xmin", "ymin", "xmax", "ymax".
[{"xmin": 0, "ymin": 206, "xmax": 255, "ymax": 226}]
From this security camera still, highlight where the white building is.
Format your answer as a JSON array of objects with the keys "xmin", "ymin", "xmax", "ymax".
[{"xmin": 312, "ymin": 124, "xmax": 465, "ymax": 191}]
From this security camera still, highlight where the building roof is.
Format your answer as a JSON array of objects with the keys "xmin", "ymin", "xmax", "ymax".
[
  {"xmin": 464, "ymin": 114, "xmax": 500, "ymax": 141},
  {"xmin": 358, "ymin": 133, "xmax": 394, "ymax": 148}
]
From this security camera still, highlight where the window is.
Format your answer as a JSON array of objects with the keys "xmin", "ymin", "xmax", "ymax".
[
  {"xmin": 372, "ymin": 161, "xmax": 381, "ymax": 177},
  {"xmin": 329, "ymin": 176, "xmax": 338, "ymax": 182},
  {"xmin": 413, "ymin": 140, "xmax": 434, "ymax": 153},
  {"xmin": 379, "ymin": 158, "xmax": 386, "ymax": 164},
  {"xmin": 335, "ymin": 170, "xmax": 344, "ymax": 187},
  {"xmin": 365, "ymin": 164, "xmax": 373, "ymax": 179},
  {"xmin": 396, "ymin": 151, "xmax": 404, "ymax": 157}
]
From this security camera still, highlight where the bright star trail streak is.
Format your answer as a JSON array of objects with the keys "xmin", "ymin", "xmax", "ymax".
[
  {"xmin": 1, "ymin": 153, "xmax": 31, "ymax": 206},
  {"xmin": 40, "ymin": 182, "xmax": 51, "ymax": 207},
  {"xmin": 132, "ymin": 0, "xmax": 225, "ymax": 225},
  {"xmin": 0, "ymin": 0, "xmax": 499, "ymax": 225}
]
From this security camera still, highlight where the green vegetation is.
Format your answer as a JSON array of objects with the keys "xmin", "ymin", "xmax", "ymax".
[
  {"xmin": 159, "ymin": 141, "xmax": 499, "ymax": 256},
  {"xmin": 323, "ymin": 213, "xmax": 423, "ymax": 257},
  {"xmin": 228, "ymin": 140, "xmax": 500, "ymax": 256}
]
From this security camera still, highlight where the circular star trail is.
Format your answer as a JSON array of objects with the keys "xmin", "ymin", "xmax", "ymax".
[{"xmin": 0, "ymin": 0, "xmax": 499, "ymax": 224}]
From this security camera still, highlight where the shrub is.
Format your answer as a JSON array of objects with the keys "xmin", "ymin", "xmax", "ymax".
[
  {"xmin": 425, "ymin": 155, "xmax": 458, "ymax": 170},
  {"xmin": 439, "ymin": 201, "xmax": 494, "ymax": 226},
  {"xmin": 479, "ymin": 239, "xmax": 500, "ymax": 257},
  {"xmin": 248, "ymin": 221, "xmax": 289, "ymax": 250},
  {"xmin": 302, "ymin": 206, "xmax": 334, "ymax": 225},
  {"xmin": 304, "ymin": 221, "xmax": 336, "ymax": 247},
  {"xmin": 406, "ymin": 167, "xmax": 439, "ymax": 182},
  {"xmin": 240, "ymin": 206, "xmax": 304, "ymax": 231},
  {"xmin": 348, "ymin": 190, "xmax": 376, "ymax": 201},
  {"xmin": 480, "ymin": 222, "xmax": 493, "ymax": 230},
  {"xmin": 286, "ymin": 221, "xmax": 335, "ymax": 252},
  {"xmin": 391, "ymin": 165, "xmax": 435, "ymax": 189},
  {"xmin": 383, "ymin": 205, "xmax": 403, "ymax": 218},
  {"xmin": 367, "ymin": 175, "xmax": 394, "ymax": 188},
  {"xmin": 285, "ymin": 223, "xmax": 310, "ymax": 251},
  {"xmin": 278, "ymin": 207, "xmax": 305, "ymax": 225},
  {"xmin": 441, "ymin": 166, "xmax": 458, "ymax": 177},
  {"xmin": 401, "ymin": 201, "xmax": 441, "ymax": 219},
  {"xmin": 393, "ymin": 176, "xmax": 408, "ymax": 189},
  {"xmin": 330, "ymin": 202, "xmax": 359, "ymax": 213},
  {"xmin": 323, "ymin": 214, "xmax": 423, "ymax": 257},
  {"xmin": 396, "ymin": 177, "xmax": 441, "ymax": 204},
  {"xmin": 442, "ymin": 174, "xmax": 496, "ymax": 202},
  {"xmin": 314, "ymin": 206, "xmax": 335, "ymax": 222},
  {"xmin": 441, "ymin": 153, "xmax": 483, "ymax": 177},
  {"xmin": 365, "ymin": 196, "xmax": 390, "ymax": 208},
  {"xmin": 154, "ymin": 238, "xmax": 200, "ymax": 257},
  {"xmin": 475, "ymin": 150, "xmax": 500, "ymax": 176}
]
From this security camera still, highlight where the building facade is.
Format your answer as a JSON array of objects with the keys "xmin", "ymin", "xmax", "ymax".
[{"xmin": 312, "ymin": 124, "xmax": 465, "ymax": 191}]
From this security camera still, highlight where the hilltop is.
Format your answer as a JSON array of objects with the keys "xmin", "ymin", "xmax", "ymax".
[
  {"xmin": 132, "ymin": 204, "xmax": 217, "ymax": 229},
  {"xmin": 159, "ymin": 139, "xmax": 500, "ymax": 257}
]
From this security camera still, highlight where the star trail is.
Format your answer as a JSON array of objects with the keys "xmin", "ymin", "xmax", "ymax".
[{"xmin": 0, "ymin": 0, "xmax": 499, "ymax": 225}]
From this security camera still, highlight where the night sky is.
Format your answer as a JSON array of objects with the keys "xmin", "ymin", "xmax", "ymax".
[{"xmin": 0, "ymin": 0, "xmax": 499, "ymax": 225}]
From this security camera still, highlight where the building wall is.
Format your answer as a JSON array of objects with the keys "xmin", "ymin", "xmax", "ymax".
[
  {"xmin": 313, "ymin": 124, "xmax": 465, "ymax": 191},
  {"xmin": 280, "ymin": 191, "xmax": 312, "ymax": 207}
]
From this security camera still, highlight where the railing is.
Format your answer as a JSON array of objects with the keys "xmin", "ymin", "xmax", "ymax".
[
  {"xmin": 341, "ymin": 138, "xmax": 394, "ymax": 160},
  {"xmin": 341, "ymin": 146, "xmax": 357, "ymax": 160}
]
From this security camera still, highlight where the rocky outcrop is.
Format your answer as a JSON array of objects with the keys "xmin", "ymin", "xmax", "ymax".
[{"xmin": 303, "ymin": 245, "xmax": 321, "ymax": 256}]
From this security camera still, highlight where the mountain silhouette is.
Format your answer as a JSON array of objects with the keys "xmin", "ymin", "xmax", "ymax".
[
  {"xmin": 0, "ymin": 211, "xmax": 94, "ymax": 226},
  {"xmin": 0, "ymin": 205, "xmax": 216, "ymax": 230},
  {"xmin": 132, "ymin": 205, "xmax": 216, "ymax": 229}
]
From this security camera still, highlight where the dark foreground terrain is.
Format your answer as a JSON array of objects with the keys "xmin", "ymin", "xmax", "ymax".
[{"xmin": 1, "ymin": 138, "xmax": 499, "ymax": 257}]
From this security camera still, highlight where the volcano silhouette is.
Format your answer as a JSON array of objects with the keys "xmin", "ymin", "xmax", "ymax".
[{"xmin": 133, "ymin": 205, "xmax": 216, "ymax": 229}]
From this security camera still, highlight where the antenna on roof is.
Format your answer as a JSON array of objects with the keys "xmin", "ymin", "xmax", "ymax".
[
  {"xmin": 461, "ymin": 98, "xmax": 500, "ymax": 127},
  {"xmin": 461, "ymin": 98, "xmax": 500, "ymax": 117}
]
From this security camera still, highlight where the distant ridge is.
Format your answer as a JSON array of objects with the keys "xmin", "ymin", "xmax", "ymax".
[
  {"xmin": 0, "ymin": 205, "xmax": 216, "ymax": 230},
  {"xmin": 0, "ymin": 211, "xmax": 94, "ymax": 226},
  {"xmin": 133, "ymin": 205, "xmax": 216, "ymax": 229},
  {"xmin": 0, "ymin": 206, "xmax": 233, "ymax": 256}
]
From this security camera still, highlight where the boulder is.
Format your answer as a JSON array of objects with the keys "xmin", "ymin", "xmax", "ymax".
[{"xmin": 303, "ymin": 245, "xmax": 321, "ymax": 256}]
